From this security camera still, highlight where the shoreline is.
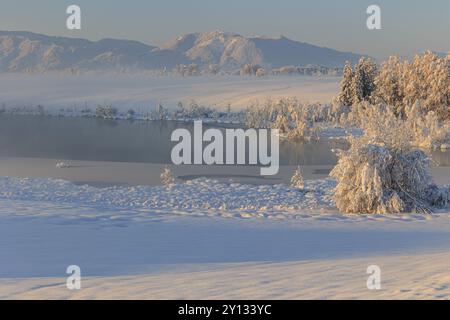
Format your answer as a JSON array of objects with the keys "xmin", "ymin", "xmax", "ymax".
[
  {"xmin": 1, "ymin": 156, "xmax": 449, "ymax": 186},
  {"xmin": 0, "ymin": 156, "xmax": 334, "ymax": 187}
]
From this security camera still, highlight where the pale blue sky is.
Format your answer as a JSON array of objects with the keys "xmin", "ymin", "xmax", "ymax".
[{"xmin": 0, "ymin": 0, "xmax": 449, "ymax": 59}]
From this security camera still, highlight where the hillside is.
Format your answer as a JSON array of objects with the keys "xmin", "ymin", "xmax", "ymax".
[{"xmin": 0, "ymin": 30, "xmax": 363, "ymax": 73}]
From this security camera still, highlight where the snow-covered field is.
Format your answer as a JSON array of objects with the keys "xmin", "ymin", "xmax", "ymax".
[
  {"xmin": 4, "ymin": 251, "xmax": 450, "ymax": 299},
  {"xmin": 0, "ymin": 74, "xmax": 338, "ymax": 112},
  {"xmin": 0, "ymin": 173, "xmax": 448, "ymax": 222},
  {"xmin": 1, "ymin": 196, "xmax": 450, "ymax": 299},
  {"xmin": 0, "ymin": 168, "xmax": 450, "ymax": 299}
]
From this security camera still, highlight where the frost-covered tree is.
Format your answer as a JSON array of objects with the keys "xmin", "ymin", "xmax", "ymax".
[
  {"xmin": 207, "ymin": 64, "xmax": 220, "ymax": 75},
  {"xmin": 372, "ymin": 51, "xmax": 449, "ymax": 119},
  {"xmin": 272, "ymin": 114, "xmax": 290, "ymax": 134},
  {"xmin": 152, "ymin": 103, "xmax": 167, "ymax": 120},
  {"xmin": 350, "ymin": 58, "xmax": 378, "ymax": 105},
  {"xmin": 372, "ymin": 56, "xmax": 405, "ymax": 116},
  {"xmin": 256, "ymin": 68, "xmax": 267, "ymax": 77},
  {"xmin": 240, "ymin": 64, "xmax": 253, "ymax": 76},
  {"xmin": 337, "ymin": 62, "xmax": 354, "ymax": 106},
  {"xmin": 350, "ymin": 65, "xmax": 365, "ymax": 105},
  {"xmin": 291, "ymin": 166, "xmax": 305, "ymax": 190},
  {"xmin": 160, "ymin": 166, "xmax": 175, "ymax": 186},
  {"xmin": 359, "ymin": 58, "xmax": 378, "ymax": 99},
  {"xmin": 187, "ymin": 64, "xmax": 199, "ymax": 76},
  {"xmin": 337, "ymin": 58, "xmax": 378, "ymax": 106},
  {"xmin": 402, "ymin": 51, "xmax": 447, "ymax": 115},
  {"xmin": 287, "ymin": 119, "xmax": 318, "ymax": 141}
]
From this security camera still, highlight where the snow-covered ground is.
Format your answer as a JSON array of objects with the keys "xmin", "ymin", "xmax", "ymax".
[
  {"xmin": 0, "ymin": 164, "xmax": 448, "ymax": 221},
  {"xmin": 1, "ymin": 196, "xmax": 450, "ymax": 299},
  {"xmin": 0, "ymin": 167, "xmax": 450, "ymax": 299},
  {"xmin": 0, "ymin": 74, "xmax": 338, "ymax": 112},
  {"xmin": 4, "ymin": 251, "xmax": 450, "ymax": 299}
]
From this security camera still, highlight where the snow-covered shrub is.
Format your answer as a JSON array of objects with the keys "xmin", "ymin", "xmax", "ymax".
[
  {"xmin": 170, "ymin": 101, "xmax": 244, "ymax": 123},
  {"xmin": 125, "ymin": 109, "xmax": 136, "ymax": 120},
  {"xmin": 271, "ymin": 65, "xmax": 343, "ymax": 76},
  {"xmin": 207, "ymin": 64, "xmax": 220, "ymax": 75},
  {"xmin": 245, "ymin": 98, "xmax": 329, "ymax": 141},
  {"xmin": 240, "ymin": 64, "xmax": 261, "ymax": 76},
  {"xmin": 272, "ymin": 114, "xmax": 290, "ymax": 134},
  {"xmin": 286, "ymin": 118, "xmax": 319, "ymax": 141},
  {"xmin": 405, "ymin": 103, "xmax": 450, "ymax": 149},
  {"xmin": 331, "ymin": 104, "xmax": 449, "ymax": 214},
  {"xmin": 256, "ymin": 68, "xmax": 267, "ymax": 77},
  {"xmin": 174, "ymin": 64, "xmax": 200, "ymax": 76},
  {"xmin": 291, "ymin": 166, "xmax": 305, "ymax": 190},
  {"xmin": 331, "ymin": 143, "xmax": 432, "ymax": 214},
  {"xmin": 152, "ymin": 103, "xmax": 167, "ymax": 120},
  {"xmin": 56, "ymin": 161, "xmax": 71, "ymax": 169},
  {"xmin": 80, "ymin": 107, "xmax": 93, "ymax": 117},
  {"xmin": 95, "ymin": 105, "xmax": 117, "ymax": 119},
  {"xmin": 160, "ymin": 166, "xmax": 175, "ymax": 186},
  {"xmin": 329, "ymin": 102, "xmax": 352, "ymax": 125},
  {"xmin": 344, "ymin": 102, "xmax": 450, "ymax": 150}
]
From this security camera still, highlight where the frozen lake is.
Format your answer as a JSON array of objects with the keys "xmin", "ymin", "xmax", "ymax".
[
  {"xmin": 0, "ymin": 115, "xmax": 342, "ymax": 165},
  {"xmin": 0, "ymin": 115, "xmax": 448, "ymax": 186},
  {"xmin": 2, "ymin": 115, "xmax": 449, "ymax": 164}
]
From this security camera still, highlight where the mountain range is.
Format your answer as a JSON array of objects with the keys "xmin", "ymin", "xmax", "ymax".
[{"xmin": 0, "ymin": 30, "xmax": 363, "ymax": 73}]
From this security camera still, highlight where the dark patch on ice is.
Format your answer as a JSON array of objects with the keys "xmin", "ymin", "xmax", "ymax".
[
  {"xmin": 313, "ymin": 168, "xmax": 332, "ymax": 175},
  {"xmin": 72, "ymin": 181, "xmax": 131, "ymax": 188},
  {"xmin": 30, "ymin": 283, "xmax": 62, "ymax": 290}
]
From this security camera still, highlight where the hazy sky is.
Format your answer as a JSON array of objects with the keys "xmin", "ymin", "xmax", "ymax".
[{"xmin": 0, "ymin": 0, "xmax": 449, "ymax": 60}]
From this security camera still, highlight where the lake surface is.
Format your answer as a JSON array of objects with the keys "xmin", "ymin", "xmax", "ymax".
[{"xmin": 0, "ymin": 115, "xmax": 448, "ymax": 167}]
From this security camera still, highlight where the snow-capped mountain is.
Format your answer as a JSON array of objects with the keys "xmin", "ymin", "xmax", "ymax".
[
  {"xmin": 161, "ymin": 31, "xmax": 265, "ymax": 70},
  {"xmin": 0, "ymin": 30, "xmax": 363, "ymax": 73}
]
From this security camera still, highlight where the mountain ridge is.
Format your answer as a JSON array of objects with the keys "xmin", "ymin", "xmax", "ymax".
[{"xmin": 0, "ymin": 30, "xmax": 364, "ymax": 73}]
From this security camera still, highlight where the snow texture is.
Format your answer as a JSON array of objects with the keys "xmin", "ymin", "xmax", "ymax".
[{"xmin": 0, "ymin": 176, "xmax": 336, "ymax": 220}]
